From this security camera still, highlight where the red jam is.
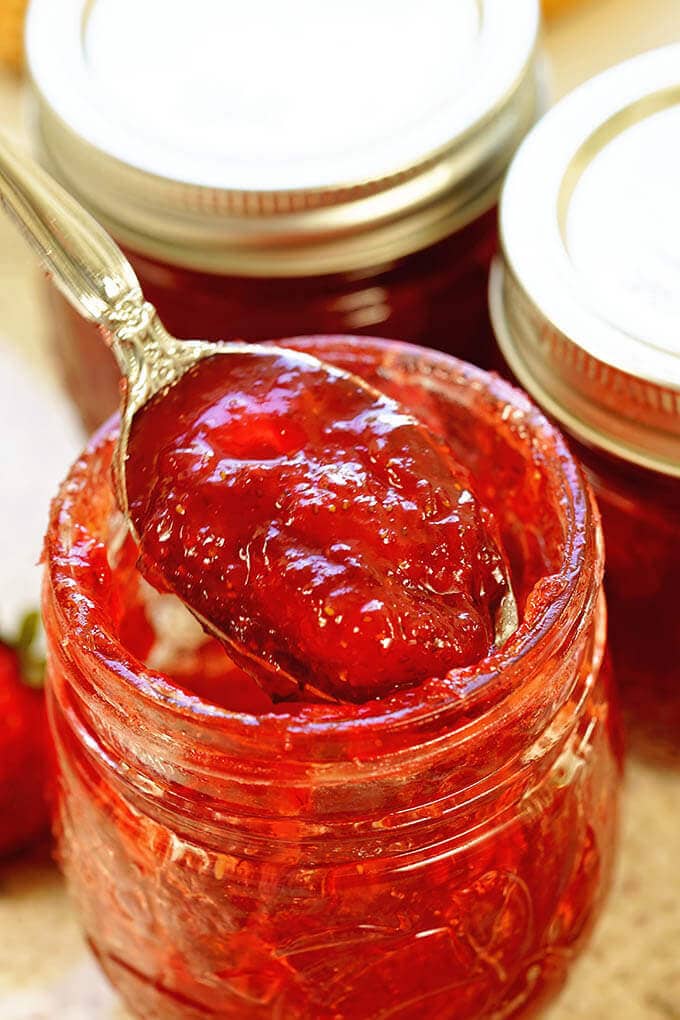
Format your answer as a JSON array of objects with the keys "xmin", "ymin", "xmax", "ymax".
[
  {"xmin": 126, "ymin": 348, "xmax": 511, "ymax": 704},
  {"xmin": 571, "ymin": 440, "xmax": 680, "ymax": 764},
  {"xmin": 43, "ymin": 338, "xmax": 620, "ymax": 1020},
  {"xmin": 50, "ymin": 211, "xmax": 498, "ymax": 433}
]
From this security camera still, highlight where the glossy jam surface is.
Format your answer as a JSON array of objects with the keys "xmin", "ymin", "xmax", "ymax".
[
  {"xmin": 44, "ymin": 339, "xmax": 620, "ymax": 1020},
  {"xmin": 574, "ymin": 440, "xmax": 680, "ymax": 764},
  {"xmin": 50, "ymin": 210, "xmax": 497, "ymax": 432},
  {"xmin": 127, "ymin": 350, "xmax": 511, "ymax": 704}
]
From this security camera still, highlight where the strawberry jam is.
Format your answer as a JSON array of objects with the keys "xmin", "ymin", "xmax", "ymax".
[
  {"xmin": 43, "ymin": 337, "xmax": 620, "ymax": 1020},
  {"xmin": 126, "ymin": 348, "xmax": 512, "ymax": 704},
  {"xmin": 570, "ymin": 439, "xmax": 680, "ymax": 765}
]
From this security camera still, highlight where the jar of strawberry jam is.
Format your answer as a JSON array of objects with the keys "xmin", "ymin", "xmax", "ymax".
[
  {"xmin": 43, "ymin": 337, "xmax": 620, "ymax": 1020},
  {"xmin": 26, "ymin": 0, "xmax": 542, "ymax": 431},
  {"xmin": 490, "ymin": 46, "xmax": 680, "ymax": 763}
]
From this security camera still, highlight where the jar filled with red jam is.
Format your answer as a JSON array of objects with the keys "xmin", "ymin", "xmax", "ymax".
[
  {"xmin": 43, "ymin": 336, "xmax": 620, "ymax": 1020},
  {"xmin": 491, "ymin": 45, "xmax": 680, "ymax": 763},
  {"xmin": 26, "ymin": 0, "xmax": 542, "ymax": 432}
]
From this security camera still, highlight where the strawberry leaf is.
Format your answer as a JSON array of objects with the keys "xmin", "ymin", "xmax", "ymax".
[{"xmin": 8, "ymin": 610, "xmax": 46, "ymax": 689}]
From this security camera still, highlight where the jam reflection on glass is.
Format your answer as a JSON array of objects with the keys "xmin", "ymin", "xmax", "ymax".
[
  {"xmin": 48, "ymin": 209, "xmax": 497, "ymax": 433},
  {"xmin": 43, "ymin": 337, "xmax": 620, "ymax": 1020},
  {"xmin": 572, "ymin": 440, "xmax": 680, "ymax": 765},
  {"xmin": 126, "ymin": 348, "xmax": 512, "ymax": 705}
]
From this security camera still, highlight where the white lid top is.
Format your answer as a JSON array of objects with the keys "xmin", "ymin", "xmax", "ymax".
[
  {"xmin": 27, "ymin": 0, "xmax": 540, "ymax": 275},
  {"xmin": 492, "ymin": 45, "xmax": 680, "ymax": 477}
]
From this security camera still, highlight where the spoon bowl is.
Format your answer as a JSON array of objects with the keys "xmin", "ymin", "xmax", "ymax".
[{"xmin": 0, "ymin": 133, "xmax": 519, "ymax": 697}]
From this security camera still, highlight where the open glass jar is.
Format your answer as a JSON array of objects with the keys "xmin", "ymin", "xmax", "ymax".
[
  {"xmin": 491, "ymin": 45, "xmax": 680, "ymax": 763},
  {"xmin": 43, "ymin": 337, "xmax": 620, "ymax": 1020},
  {"xmin": 26, "ymin": 0, "xmax": 541, "ymax": 432}
]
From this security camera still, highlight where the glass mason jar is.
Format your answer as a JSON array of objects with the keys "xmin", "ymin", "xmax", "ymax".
[
  {"xmin": 26, "ymin": 0, "xmax": 542, "ymax": 432},
  {"xmin": 43, "ymin": 337, "xmax": 620, "ymax": 1020},
  {"xmin": 490, "ymin": 46, "xmax": 680, "ymax": 763}
]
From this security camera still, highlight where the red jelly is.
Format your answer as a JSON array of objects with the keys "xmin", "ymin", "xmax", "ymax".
[
  {"xmin": 27, "ymin": 0, "xmax": 542, "ymax": 431},
  {"xmin": 44, "ymin": 337, "xmax": 619, "ymax": 1020},
  {"xmin": 569, "ymin": 443, "xmax": 680, "ymax": 764},
  {"xmin": 126, "ymin": 348, "xmax": 512, "ymax": 703},
  {"xmin": 491, "ymin": 47, "xmax": 680, "ymax": 762}
]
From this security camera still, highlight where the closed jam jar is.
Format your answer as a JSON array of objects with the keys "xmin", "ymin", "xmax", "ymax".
[
  {"xmin": 43, "ymin": 337, "xmax": 620, "ymax": 1020},
  {"xmin": 26, "ymin": 0, "xmax": 542, "ymax": 432},
  {"xmin": 491, "ymin": 46, "xmax": 680, "ymax": 763}
]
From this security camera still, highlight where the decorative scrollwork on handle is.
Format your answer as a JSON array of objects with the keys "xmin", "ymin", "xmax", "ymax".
[{"xmin": 107, "ymin": 294, "xmax": 155, "ymax": 342}]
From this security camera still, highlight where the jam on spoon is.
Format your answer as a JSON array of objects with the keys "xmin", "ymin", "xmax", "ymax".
[
  {"xmin": 126, "ymin": 349, "xmax": 516, "ymax": 704},
  {"xmin": 0, "ymin": 133, "xmax": 517, "ymax": 703}
]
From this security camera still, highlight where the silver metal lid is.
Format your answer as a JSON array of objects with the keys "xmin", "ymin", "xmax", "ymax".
[
  {"xmin": 26, "ymin": 0, "xmax": 540, "ymax": 276},
  {"xmin": 491, "ymin": 45, "xmax": 680, "ymax": 478}
]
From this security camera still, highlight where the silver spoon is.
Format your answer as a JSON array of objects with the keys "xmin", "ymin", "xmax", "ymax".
[
  {"xmin": 0, "ymin": 133, "xmax": 518, "ymax": 680},
  {"xmin": 0, "ymin": 134, "xmax": 329, "ymax": 524}
]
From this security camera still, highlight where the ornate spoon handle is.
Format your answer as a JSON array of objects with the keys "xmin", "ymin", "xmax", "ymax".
[
  {"xmin": 0, "ymin": 130, "xmax": 207, "ymax": 502},
  {"xmin": 0, "ymin": 130, "xmax": 209, "ymax": 394},
  {"xmin": 0, "ymin": 132, "xmax": 147, "ymax": 349}
]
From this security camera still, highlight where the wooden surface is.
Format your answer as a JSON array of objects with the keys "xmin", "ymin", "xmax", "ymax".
[{"xmin": 1, "ymin": 2, "xmax": 680, "ymax": 1017}]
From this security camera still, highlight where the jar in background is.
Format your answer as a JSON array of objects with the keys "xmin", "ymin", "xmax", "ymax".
[
  {"xmin": 26, "ymin": 0, "xmax": 542, "ymax": 432},
  {"xmin": 491, "ymin": 45, "xmax": 680, "ymax": 763},
  {"xmin": 43, "ymin": 336, "xmax": 620, "ymax": 1020}
]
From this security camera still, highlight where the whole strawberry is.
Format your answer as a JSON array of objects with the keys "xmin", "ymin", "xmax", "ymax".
[{"xmin": 0, "ymin": 612, "xmax": 50, "ymax": 858}]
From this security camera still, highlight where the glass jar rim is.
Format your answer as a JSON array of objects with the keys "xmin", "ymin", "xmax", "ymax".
[{"xmin": 44, "ymin": 338, "xmax": 600, "ymax": 757}]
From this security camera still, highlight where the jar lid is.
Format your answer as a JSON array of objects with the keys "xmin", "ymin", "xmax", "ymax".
[
  {"xmin": 26, "ymin": 0, "xmax": 540, "ymax": 276},
  {"xmin": 491, "ymin": 45, "xmax": 680, "ymax": 478}
]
